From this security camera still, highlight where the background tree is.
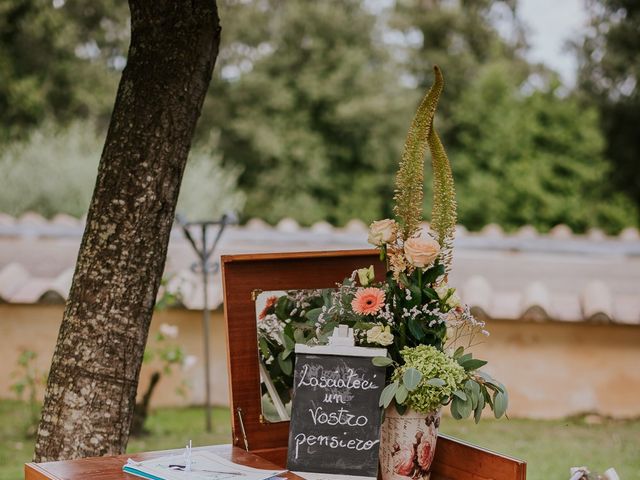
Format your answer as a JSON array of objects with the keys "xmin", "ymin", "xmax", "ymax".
[
  {"xmin": 390, "ymin": 0, "xmax": 529, "ymax": 138},
  {"xmin": 200, "ymin": 0, "xmax": 415, "ymax": 225},
  {"xmin": 0, "ymin": 0, "xmax": 637, "ymax": 234},
  {"xmin": 34, "ymin": 0, "xmax": 220, "ymax": 461},
  {"xmin": 449, "ymin": 63, "xmax": 636, "ymax": 232},
  {"xmin": 0, "ymin": 124, "xmax": 244, "ymax": 219},
  {"xmin": 0, "ymin": 0, "xmax": 128, "ymax": 141},
  {"xmin": 575, "ymin": 0, "xmax": 640, "ymax": 216}
]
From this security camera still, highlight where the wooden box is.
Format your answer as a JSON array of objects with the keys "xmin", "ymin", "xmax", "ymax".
[{"xmin": 221, "ymin": 250, "xmax": 526, "ymax": 480}]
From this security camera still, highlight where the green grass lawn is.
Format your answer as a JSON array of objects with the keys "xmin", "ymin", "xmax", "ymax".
[{"xmin": 1, "ymin": 400, "xmax": 638, "ymax": 480}]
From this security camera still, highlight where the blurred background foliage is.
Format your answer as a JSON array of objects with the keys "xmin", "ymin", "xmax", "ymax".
[{"xmin": 0, "ymin": 0, "xmax": 637, "ymax": 232}]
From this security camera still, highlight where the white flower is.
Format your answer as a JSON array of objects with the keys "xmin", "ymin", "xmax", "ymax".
[
  {"xmin": 159, "ymin": 323, "xmax": 179, "ymax": 339},
  {"xmin": 367, "ymin": 325, "xmax": 394, "ymax": 346},
  {"xmin": 368, "ymin": 219, "xmax": 397, "ymax": 246},
  {"xmin": 436, "ymin": 284, "xmax": 462, "ymax": 309}
]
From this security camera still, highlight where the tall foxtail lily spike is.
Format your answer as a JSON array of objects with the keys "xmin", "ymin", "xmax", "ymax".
[
  {"xmin": 393, "ymin": 66, "xmax": 444, "ymax": 240},
  {"xmin": 393, "ymin": 65, "xmax": 457, "ymax": 272},
  {"xmin": 428, "ymin": 122, "xmax": 457, "ymax": 272}
]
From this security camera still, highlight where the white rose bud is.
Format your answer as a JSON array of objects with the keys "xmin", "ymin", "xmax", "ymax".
[
  {"xmin": 368, "ymin": 219, "xmax": 397, "ymax": 246},
  {"xmin": 357, "ymin": 265, "xmax": 375, "ymax": 286},
  {"xmin": 434, "ymin": 284, "xmax": 460, "ymax": 307},
  {"xmin": 447, "ymin": 291, "xmax": 461, "ymax": 308},
  {"xmin": 435, "ymin": 285, "xmax": 449, "ymax": 299},
  {"xmin": 404, "ymin": 235, "xmax": 440, "ymax": 269}
]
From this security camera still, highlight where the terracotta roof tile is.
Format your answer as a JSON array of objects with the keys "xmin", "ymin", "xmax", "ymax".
[{"xmin": 0, "ymin": 213, "xmax": 638, "ymax": 324}]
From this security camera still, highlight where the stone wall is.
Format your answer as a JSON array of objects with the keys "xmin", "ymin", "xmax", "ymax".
[{"xmin": 1, "ymin": 304, "xmax": 639, "ymax": 419}]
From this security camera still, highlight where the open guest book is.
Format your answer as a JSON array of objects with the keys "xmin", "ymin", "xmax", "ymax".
[{"xmin": 123, "ymin": 450, "xmax": 285, "ymax": 480}]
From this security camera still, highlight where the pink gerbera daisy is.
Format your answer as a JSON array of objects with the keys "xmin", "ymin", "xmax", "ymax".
[{"xmin": 351, "ymin": 287, "xmax": 385, "ymax": 315}]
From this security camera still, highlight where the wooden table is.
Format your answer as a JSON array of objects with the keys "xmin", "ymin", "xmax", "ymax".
[
  {"xmin": 25, "ymin": 444, "xmax": 303, "ymax": 480},
  {"xmin": 24, "ymin": 442, "xmax": 524, "ymax": 479}
]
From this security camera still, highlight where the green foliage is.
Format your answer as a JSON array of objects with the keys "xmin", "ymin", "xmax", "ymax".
[
  {"xmin": 202, "ymin": 0, "xmax": 413, "ymax": 225},
  {"xmin": 0, "ymin": 122, "xmax": 102, "ymax": 217},
  {"xmin": 392, "ymin": 345, "xmax": 466, "ymax": 414},
  {"xmin": 10, "ymin": 349, "xmax": 47, "ymax": 436},
  {"xmin": 575, "ymin": 0, "xmax": 640, "ymax": 217},
  {"xmin": 0, "ymin": 123, "xmax": 245, "ymax": 220},
  {"xmin": 0, "ymin": 0, "xmax": 127, "ymax": 140},
  {"xmin": 0, "ymin": 0, "xmax": 636, "ymax": 234},
  {"xmin": 390, "ymin": 0, "xmax": 528, "ymax": 137},
  {"xmin": 448, "ymin": 63, "xmax": 638, "ymax": 233},
  {"xmin": 176, "ymin": 140, "xmax": 246, "ymax": 221}
]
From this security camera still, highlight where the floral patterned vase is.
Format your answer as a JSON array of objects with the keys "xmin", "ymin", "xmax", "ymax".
[{"xmin": 379, "ymin": 407, "xmax": 440, "ymax": 480}]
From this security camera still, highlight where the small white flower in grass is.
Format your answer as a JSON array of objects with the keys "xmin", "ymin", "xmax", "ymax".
[{"xmin": 159, "ymin": 323, "xmax": 179, "ymax": 339}]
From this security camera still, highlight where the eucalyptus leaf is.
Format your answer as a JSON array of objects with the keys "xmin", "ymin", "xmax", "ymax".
[
  {"xmin": 453, "ymin": 346, "xmax": 465, "ymax": 358},
  {"xmin": 493, "ymin": 391, "xmax": 508, "ymax": 418},
  {"xmin": 474, "ymin": 392, "xmax": 485, "ymax": 424},
  {"xmin": 457, "ymin": 353, "xmax": 472, "ymax": 365},
  {"xmin": 452, "ymin": 390, "xmax": 467, "ymax": 401},
  {"xmin": 459, "ymin": 358, "xmax": 488, "ymax": 371},
  {"xmin": 281, "ymin": 349, "xmax": 292, "ymax": 360},
  {"xmin": 460, "ymin": 396, "xmax": 473, "ymax": 418},
  {"xmin": 466, "ymin": 379, "xmax": 481, "ymax": 398},
  {"xmin": 426, "ymin": 378, "xmax": 446, "ymax": 387},
  {"xmin": 380, "ymin": 381, "xmax": 399, "ymax": 408},
  {"xmin": 293, "ymin": 328, "xmax": 306, "ymax": 344},
  {"xmin": 372, "ymin": 356, "xmax": 393, "ymax": 367},
  {"xmin": 395, "ymin": 384, "xmax": 409, "ymax": 404},
  {"xmin": 452, "ymin": 395, "xmax": 472, "ymax": 419},
  {"xmin": 450, "ymin": 398, "xmax": 462, "ymax": 419},
  {"xmin": 402, "ymin": 368, "xmax": 423, "ymax": 391}
]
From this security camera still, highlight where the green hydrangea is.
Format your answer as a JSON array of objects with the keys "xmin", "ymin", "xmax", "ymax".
[{"xmin": 395, "ymin": 345, "xmax": 466, "ymax": 413}]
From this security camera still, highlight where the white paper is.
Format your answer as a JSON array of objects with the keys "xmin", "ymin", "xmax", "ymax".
[{"xmin": 124, "ymin": 451, "xmax": 285, "ymax": 480}]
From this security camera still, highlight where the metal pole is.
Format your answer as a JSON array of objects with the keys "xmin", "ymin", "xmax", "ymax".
[
  {"xmin": 201, "ymin": 224, "xmax": 213, "ymax": 433},
  {"xmin": 176, "ymin": 214, "xmax": 233, "ymax": 433}
]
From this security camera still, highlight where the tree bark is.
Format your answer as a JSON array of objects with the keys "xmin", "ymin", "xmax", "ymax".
[{"xmin": 34, "ymin": 0, "xmax": 220, "ymax": 462}]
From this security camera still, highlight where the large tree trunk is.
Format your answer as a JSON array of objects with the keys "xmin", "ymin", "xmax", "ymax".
[{"xmin": 34, "ymin": 0, "xmax": 220, "ymax": 462}]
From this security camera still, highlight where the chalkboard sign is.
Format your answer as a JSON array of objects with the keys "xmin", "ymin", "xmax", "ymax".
[{"xmin": 287, "ymin": 339, "xmax": 387, "ymax": 479}]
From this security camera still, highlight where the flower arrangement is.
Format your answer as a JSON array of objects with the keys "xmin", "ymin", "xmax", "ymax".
[{"xmin": 257, "ymin": 66, "xmax": 507, "ymax": 423}]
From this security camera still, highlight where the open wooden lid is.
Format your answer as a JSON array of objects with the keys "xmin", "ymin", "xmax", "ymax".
[{"xmin": 221, "ymin": 250, "xmax": 383, "ymax": 464}]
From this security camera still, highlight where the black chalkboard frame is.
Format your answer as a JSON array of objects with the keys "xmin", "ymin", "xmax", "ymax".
[{"xmin": 286, "ymin": 342, "xmax": 388, "ymax": 479}]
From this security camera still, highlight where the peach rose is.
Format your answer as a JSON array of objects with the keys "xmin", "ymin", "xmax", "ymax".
[
  {"xmin": 393, "ymin": 444, "xmax": 415, "ymax": 476},
  {"xmin": 368, "ymin": 219, "xmax": 397, "ymax": 246},
  {"xmin": 404, "ymin": 236, "xmax": 440, "ymax": 269}
]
